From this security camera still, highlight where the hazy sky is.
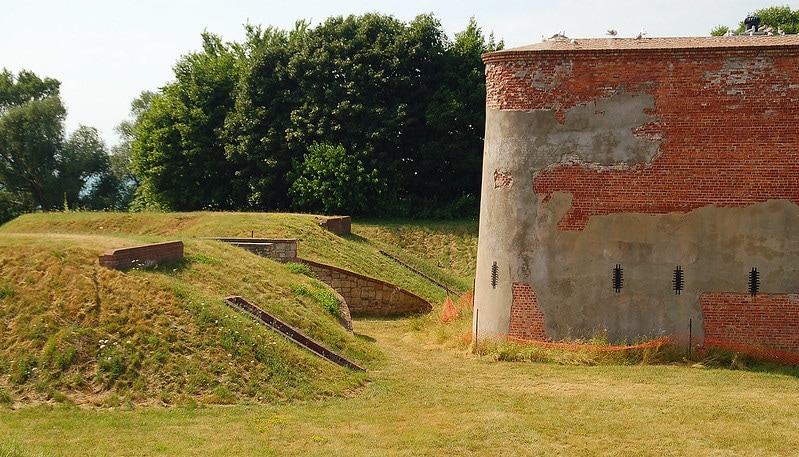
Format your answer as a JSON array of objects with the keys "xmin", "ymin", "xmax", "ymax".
[{"xmin": 1, "ymin": 0, "xmax": 785, "ymax": 146}]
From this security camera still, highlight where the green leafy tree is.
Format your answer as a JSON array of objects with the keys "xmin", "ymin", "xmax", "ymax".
[
  {"xmin": 0, "ymin": 69, "xmax": 65, "ymax": 215},
  {"xmin": 284, "ymin": 13, "xmax": 456, "ymax": 215},
  {"xmin": 405, "ymin": 17, "xmax": 503, "ymax": 217},
  {"xmin": 288, "ymin": 142, "xmax": 382, "ymax": 215},
  {"xmin": 0, "ymin": 69, "xmax": 118, "ymax": 220},
  {"xmin": 712, "ymin": 5, "xmax": 799, "ymax": 35},
  {"xmin": 59, "ymin": 125, "xmax": 112, "ymax": 209},
  {"xmin": 130, "ymin": 14, "xmax": 503, "ymax": 218},
  {"xmin": 108, "ymin": 91, "xmax": 155, "ymax": 210},
  {"xmin": 131, "ymin": 32, "xmax": 246, "ymax": 210},
  {"xmin": 223, "ymin": 23, "xmax": 305, "ymax": 210}
]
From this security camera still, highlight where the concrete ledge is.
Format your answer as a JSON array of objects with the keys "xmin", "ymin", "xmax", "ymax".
[
  {"xmin": 99, "ymin": 241, "xmax": 184, "ymax": 270},
  {"xmin": 225, "ymin": 295, "xmax": 364, "ymax": 371}
]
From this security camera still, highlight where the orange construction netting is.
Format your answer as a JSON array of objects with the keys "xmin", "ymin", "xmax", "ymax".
[
  {"xmin": 439, "ymin": 295, "xmax": 461, "ymax": 323},
  {"xmin": 506, "ymin": 332, "xmax": 799, "ymax": 366}
]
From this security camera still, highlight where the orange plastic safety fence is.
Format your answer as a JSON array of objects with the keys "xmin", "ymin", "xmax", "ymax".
[
  {"xmin": 507, "ymin": 335, "xmax": 675, "ymax": 352},
  {"xmin": 701, "ymin": 337, "xmax": 799, "ymax": 366},
  {"xmin": 440, "ymin": 295, "xmax": 461, "ymax": 323},
  {"xmin": 506, "ymin": 333, "xmax": 799, "ymax": 366}
]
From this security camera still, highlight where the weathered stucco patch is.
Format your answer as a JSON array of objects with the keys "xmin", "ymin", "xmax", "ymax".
[
  {"xmin": 531, "ymin": 200, "xmax": 799, "ymax": 341},
  {"xmin": 554, "ymin": 90, "xmax": 661, "ymax": 166},
  {"xmin": 483, "ymin": 89, "xmax": 662, "ymax": 174}
]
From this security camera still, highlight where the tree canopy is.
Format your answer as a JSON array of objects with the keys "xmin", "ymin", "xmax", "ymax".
[
  {"xmin": 711, "ymin": 5, "xmax": 799, "ymax": 35},
  {"xmin": 0, "ymin": 69, "xmax": 122, "ymax": 223},
  {"xmin": 130, "ymin": 14, "xmax": 502, "ymax": 218}
]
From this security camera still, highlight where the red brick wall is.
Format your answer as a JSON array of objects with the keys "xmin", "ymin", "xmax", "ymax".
[
  {"xmin": 319, "ymin": 216, "xmax": 352, "ymax": 235},
  {"xmin": 98, "ymin": 241, "xmax": 184, "ymax": 270},
  {"xmin": 485, "ymin": 48, "xmax": 799, "ymax": 231},
  {"xmin": 701, "ymin": 292, "xmax": 799, "ymax": 353},
  {"xmin": 509, "ymin": 283, "xmax": 548, "ymax": 341}
]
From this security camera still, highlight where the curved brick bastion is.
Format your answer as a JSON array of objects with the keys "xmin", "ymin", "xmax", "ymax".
[{"xmin": 474, "ymin": 35, "xmax": 799, "ymax": 352}]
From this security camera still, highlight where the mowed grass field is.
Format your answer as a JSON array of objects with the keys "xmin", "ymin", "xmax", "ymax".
[
  {"xmin": 1, "ymin": 213, "xmax": 799, "ymax": 456},
  {"xmin": 3, "ymin": 317, "xmax": 799, "ymax": 456}
]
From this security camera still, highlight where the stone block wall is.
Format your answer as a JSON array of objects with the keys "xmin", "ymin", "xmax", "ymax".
[
  {"xmin": 211, "ymin": 238, "xmax": 297, "ymax": 262},
  {"xmin": 300, "ymin": 259, "xmax": 432, "ymax": 317},
  {"xmin": 215, "ymin": 236, "xmax": 428, "ymax": 318},
  {"xmin": 99, "ymin": 241, "xmax": 184, "ymax": 270}
]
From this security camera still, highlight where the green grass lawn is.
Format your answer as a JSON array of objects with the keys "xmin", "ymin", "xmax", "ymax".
[
  {"xmin": 2, "ymin": 212, "xmax": 798, "ymax": 456},
  {"xmin": 3, "ymin": 318, "xmax": 799, "ymax": 456}
]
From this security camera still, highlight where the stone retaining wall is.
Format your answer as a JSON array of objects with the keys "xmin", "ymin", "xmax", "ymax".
[
  {"xmin": 300, "ymin": 259, "xmax": 432, "ymax": 317},
  {"xmin": 210, "ymin": 238, "xmax": 297, "ymax": 262}
]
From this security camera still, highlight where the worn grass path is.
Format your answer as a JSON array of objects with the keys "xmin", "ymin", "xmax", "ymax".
[{"xmin": 3, "ymin": 318, "xmax": 799, "ymax": 456}]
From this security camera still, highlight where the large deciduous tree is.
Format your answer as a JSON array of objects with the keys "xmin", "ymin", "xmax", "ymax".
[
  {"xmin": 131, "ymin": 32, "xmax": 246, "ymax": 210},
  {"xmin": 283, "ymin": 13, "xmax": 424, "ymax": 215},
  {"xmin": 407, "ymin": 17, "xmax": 503, "ymax": 217},
  {"xmin": 223, "ymin": 23, "xmax": 305, "ymax": 211},
  {"xmin": 108, "ymin": 91, "xmax": 155, "ymax": 210},
  {"xmin": 131, "ymin": 14, "xmax": 503, "ymax": 217},
  {"xmin": 0, "ymin": 69, "xmax": 65, "ymax": 217},
  {"xmin": 0, "ymin": 69, "xmax": 120, "ymax": 221}
]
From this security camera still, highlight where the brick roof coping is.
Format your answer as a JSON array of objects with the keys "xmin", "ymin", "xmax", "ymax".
[{"xmin": 484, "ymin": 35, "xmax": 799, "ymax": 62}]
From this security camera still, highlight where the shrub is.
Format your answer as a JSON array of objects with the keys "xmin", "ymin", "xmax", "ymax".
[{"xmin": 284, "ymin": 262, "xmax": 314, "ymax": 277}]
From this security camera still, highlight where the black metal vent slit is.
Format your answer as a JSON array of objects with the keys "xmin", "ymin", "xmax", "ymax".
[
  {"xmin": 748, "ymin": 267, "xmax": 760, "ymax": 297},
  {"xmin": 491, "ymin": 261, "xmax": 498, "ymax": 289},
  {"xmin": 612, "ymin": 264, "xmax": 623, "ymax": 293},
  {"xmin": 673, "ymin": 266, "xmax": 684, "ymax": 295}
]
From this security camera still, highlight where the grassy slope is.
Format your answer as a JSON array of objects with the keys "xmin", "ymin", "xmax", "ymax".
[
  {"xmin": 2, "ymin": 319, "xmax": 799, "ymax": 457},
  {"xmin": 2, "ymin": 212, "xmax": 476, "ymax": 301},
  {"xmin": 3, "ymin": 213, "xmax": 799, "ymax": 456},
  {"xmin": 0, "ymin": 211, "xmax": 478, "ymax": 407}
]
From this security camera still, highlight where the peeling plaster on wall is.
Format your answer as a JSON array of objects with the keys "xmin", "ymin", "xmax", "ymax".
[
  {"xmin": 476, "ymin": 39, "xmax": 799, "ymax": 346},
  {"xmin": 486, "ymin": 90, "xmax": 661, "ymax": 179},
  {"xmin": 486, "ymin": 91, "xmax": 661, "ymax": 168},
  {"xmin": 553, "ymin": 90, "xmax": 661, "ymax": 166},
  {"xmin": 530, "ymin": 200, "xmax": 799, "ymax": 341}
]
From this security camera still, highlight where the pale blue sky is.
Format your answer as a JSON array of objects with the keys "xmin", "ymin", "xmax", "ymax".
[{"xmin": 1, "ymin": 0, "xmax": 787, "ymax": 146}]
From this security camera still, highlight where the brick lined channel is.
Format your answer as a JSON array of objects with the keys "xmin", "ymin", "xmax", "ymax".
[{"xmin": 224, "ymin": 295, "xmax": 365, "ymax": 371}]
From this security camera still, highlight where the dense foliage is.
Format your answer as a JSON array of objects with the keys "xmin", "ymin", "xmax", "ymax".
[
  {"xmin": 711, "ymin": 5, "xmax": 799, "ymax": 35},
  {"xmin": 131, "ymin": 14, "xmax": 502, "ymax": 217},
  {"xmin": 0, "ymin": 69, "xmax": 129, "ymax": 223}
]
